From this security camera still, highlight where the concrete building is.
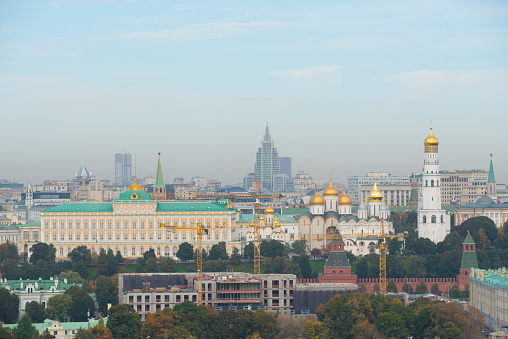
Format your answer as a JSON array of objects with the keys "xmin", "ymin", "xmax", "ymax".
[
  {"xmin": 454, "ymin": 196, "xmax": 508, "ymax": 229},
  {"xmin": 254, "ymin": 124, "xmax": 280, "ymax": 191},
  {"xmin": 118, "ymin": 272, "xmax": 296, "ymax": 320},
  {"xmin": 418, "ymin": 124, "xmax": 450, "ymax": 244},
  {"xmin": 294, "ymin": 171, "xmax": 312, "ymax": 193},
  {"xmin": 273, "ymin": 173, "xmax": 291, "ymax": 192},
  {"xmin": 440, "ymin": 170, "xmax": 489, "ymax": 205},
  {"xmin": 469, "ymin": 267, "xmax": 508, "ymax": 330},
  {"xmin": 359, "ymin": 184, "xmax": 412, "ymax": 207},
  {"xmin": 16, "ymin": 186, "xmax": 70, "ymax": 221},
  {"xmin": 115, "ymin": 152, "xmax": 132, "ymax": 186},
  {"xmin": 348, "ymin": 173, "xmax": 410, "ymax": 205},
  {"xmin": 279, "ymin": 157, "xmax": 292, "ymax": 180}
]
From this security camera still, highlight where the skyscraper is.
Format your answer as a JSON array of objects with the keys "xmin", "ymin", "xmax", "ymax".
[
  {"xmin": 417, "ymin": 124, "xmax": 450, "ymax": 243},
  {"xmin": 279, "ymin": 157, "xmax": 292, "ymax": 179},
  {"xmin": 254, "ymin": 124, "xmax": 280, "ymax": 190},
  {"xmin": 115, "ymin": 153, "xmax": 132, "ymax": 186}
]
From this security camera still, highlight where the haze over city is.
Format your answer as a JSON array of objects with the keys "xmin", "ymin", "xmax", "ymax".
[{"xmin": 1, "ymin": 0, "xmax": 507, "ymax": 185}]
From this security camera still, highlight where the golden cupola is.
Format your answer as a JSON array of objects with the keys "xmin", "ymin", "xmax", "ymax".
[
  {"xmin": 128, "ymin": 177, "xmax": 144, "ymax": 191},
  {"xmin": 323, "ymin": 180, "xmax": 339, "ymax": 196},
  {"xmin": 424, "ymin": 125, "xmax": 439, "ymax": 152},
  {"xmin": 338, "ymin": 190, "xmax": 352, "ymax": 205},
  {"xmin": 264, "ymin": 205, "xmax": 275, "ymax": 215},
  {"xmin": 368, "ymin": 181, "xmax": 383, "ymax": 202},
  {"xmin": 309, "ymin": 190, "xmax": 325, "ymax": 206}
]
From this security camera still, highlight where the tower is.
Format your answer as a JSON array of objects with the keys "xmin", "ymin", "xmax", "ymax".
[
  {"xmin": 417, "ymin": 123, "xmax": 450, "ymax": 243},
  {"xmin": 408, "ymin": 174, "xmax": 418, "ymax": 207},
  {"xmin": 457, "ymin": 231, "xmax": 479, "ymax": 289},
  {"xmin": 338, "ymin": 190, "xmax": 352, "ymax": 215},
  {"xmin": 254, "ymin": 123, "xmax": 280, "ymax": 190},
  {"xmin": 153, "ymin": 153, "xmax": 166, "ymax": 201},
  {"xmin": 26, "ymin": 184, "xmax": 34, "ymax": 208},
  {"xmin": 115, "ymin": 153, "xmax": 132, "ymax": 186},
  {"xmin": 318, "ymin": 231, "xmax": 357, "ymax": 283},
  {"xmin": 486, "ymin": 154, "xmax": 497, "ymax": 199},
  {"xmin": 309, "ymin": 190, "xmax": 325, "ymax": 215}
]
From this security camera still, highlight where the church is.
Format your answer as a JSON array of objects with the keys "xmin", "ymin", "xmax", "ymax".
[{"xmin": 298, "ymin": 180, "xmax": 395, "ymax": 256}]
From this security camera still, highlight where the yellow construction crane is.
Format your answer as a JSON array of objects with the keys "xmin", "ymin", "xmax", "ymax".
[{"xmin": 159, "ymin": 222, "xmax": 208, "ymax": 305}]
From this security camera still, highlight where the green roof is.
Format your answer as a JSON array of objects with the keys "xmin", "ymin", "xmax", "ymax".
[
  {"xmin": 43, "ymin": 203, "xmax": 113, "ymax": 213},
  {"xmin": 281, "ymin": 207, "xmax": 310, "ymax": 215},
  {"xmin": 239, "ymin": 213, "xmax": 296, "ymax": 223},
  {"xmin": 20, "ymin": 221, "xmax": 41, "ymax": 228},
  {"xmin": 461, "ymin": 251, "xmax": 478, "ymax": 271},
  {"xmin": 463, "ymin": 232, "xmax": 475, "ymax": 245},
  {"xmin": 4, "ymin": 318, "xmax": 107, "ymax": 331},
  {"xmin": 117, "ymin": 190, "xmax": 154, "ymax": 201},
  {"xmin": 156, "ymin": 202, "xmax": 230, "ymax": 212},
  {"xmin": 0, "ymin": 279, "xmax": 80, "ymax": 292},
  {"xmin": 488, "ymin": 157, "xmax": 496, "ymax": 183}
]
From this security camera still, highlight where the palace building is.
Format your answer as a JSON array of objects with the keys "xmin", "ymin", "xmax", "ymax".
[{"xmin": 298, "ymin": 180, "xmax": 395, "ymax": 256}]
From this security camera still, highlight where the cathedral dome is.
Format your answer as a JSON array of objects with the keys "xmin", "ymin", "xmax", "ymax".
[
  {"xmin": 358, "ymin": 203, "xmax": 367, "ymax": 210},
  {"xmin": 338, "ymin": 190, "xmax": 352, "ymax": 205},
  {"xmin": 128, "ymin": 177, "xmax": 144, "ymax": 191},
  {"xmin": 264, "ymin": 205, "xmax": 275, "ymax": 215},
  {"xmin": 309, "ymin": 190, "xmax": 325, "ymax": 206},
  {"xmin": 380, "ymin": 205, "xmax": 390, "ymax": 211},
  {"xmin": 368, "ymin": 181, "xmax": 383, "ymax": 202},
  {"xmin": 323, "ymin": 180, "xmax": 339, "ymax": 196},
  {"xmin": 424, "ymin": 127, "xmax": 439, "ymax": 148}
]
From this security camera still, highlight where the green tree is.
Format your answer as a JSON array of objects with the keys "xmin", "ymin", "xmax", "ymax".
[
  {"xmin": 13, "ymin": 314, "xmax": 39, "ymax": 339},
  {"xmin": 375, "ymin": 311, "xmax": 409, "ymax": 338},
  {"xmin": 355, "ymin": 257, "xmax": 369, "ymax": 278},
  {"xmin": 97, "ymin": 250, "xmax": 117, "ymax": 276},
  {"xmin": 159, "ymin": 257, "xmax": 177, "ymax": 273},
  {"xmin": 386, "ymin": 280, "xmax": 398, "ymax": 292},
  {"xmin": 230, "ymin": 247, "xmax": 241, "ymax": 265},
  {"xmin": 0, "ymin": 243, "xmax": 18, "ymax": 262},
  {"xmin": 243, "ymin": 243, "xmax": 254, "ymax": 260},
  {"xmin": 291, "ymin": 240, "xmax": 308, "ymax": 256},
  {"xmin": 115, "ymin": 251, "xmax": 124, "ymax": 264},
  {"xmin": 142, "ymin": 308, "xmax": 181, "ymax": 339},
  {"xmin": 2, "ymin": 258, "xmax": 21, "ymax": 279},
  {"xmin": 431, "ymin": 283, "xmax": 440, "ymax": 295},
  {"xmin": 176, "ymin": 243, "xmax": 194, "ymax": 262},
  {"xmin": 260, "ymin": 240, "xmax": 285, "ymax": 259},
  {"xmin": 415, "ymin": 280, "xmax": 428, "ymax": 294},
  {"xmin": 25, "ymin": 301, "xmax": 45, "ymax": 323},
  {"xmin": 173, "ymin": 302, "xmax": 216, "ymax": 338},
  {"xmin": 106, "ymin": 304, "xmax": 142, "ymax": 339},
  {"xmin": 74, "ymin": 329, "xmax": 95, "ymax": 339},
  {"xmin": 68, "ymin": 246, "xmax": 92, "ymax": 265},
  {"xmin": 143, "ymin": 249, "xmax": 157, "ymax": 261},
  {"xmin": 0, "ymin": 288, "xmax": 20, "ymax": 324},
  {"xmin": 145, "ymin": 258, "xmax": 158, "ymax": 273},
  {"xmin": 58, "ymin": 271, "xmax": 84, "ymax": 284},
  {"xmin": 293, "ymin": 255, "xmax": 312, "ymax": 279},
  {"xmin": 95, "ymin": 276, "xmax": 117, "ymax": 315},
  {"xmin": 478, "ymin": 228, "xmax": 491, "ymax": 250},
  {"xmin": 29, "ymin": 243, "xmax": 56, "ymax": 265},
  {"xmin": 0, "ymin": 325, "xmax": 14, "ymax": 339},
  {"xmin": 409, "ymin": 256, "xmax": 427, "ymax": 277},
  {"xmin": 71, "ymin": 289, "xmax": 96, "ymax": 322},
  {"xmin": 47, "ymin": 294, "xmax": 72, "ymax": 322},
  {"xmin": 310, "ymin": 248, "xmax": 322, "ymax": 259},
  {"xmin": 89, "ymin": 320, "xmax": 114, "ymax": 339}
]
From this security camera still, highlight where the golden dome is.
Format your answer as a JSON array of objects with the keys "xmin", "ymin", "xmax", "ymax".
[
  {"xmin": 424, "ymin": 126, "xmax": 439, "ymax": 148},
  {"xmin": 128, "ymin": 177, "xmax": 144, "ymax": 191},
  {"xmin": 264, "ymin": 205, "xmax": 275, "ymax": 215},
  {"xmin": 338, "ymin": 190, "xmax": 352, "ymax": 206},
  {"xmin": 309, "ymin": 190, "xmax": 325, "ymax": 206},
  {"xmin": 259, "ymin": 215, "xmax": 265, "ymax": 222},
  {"xmin": 323, "ymin": 180, "xmax": 339, "ymax": 196},
  {"xmin": 368, "ymin": 181, "xmax": 383, "ymax": 202}
]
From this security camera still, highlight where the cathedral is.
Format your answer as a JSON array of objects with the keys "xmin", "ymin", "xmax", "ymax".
[{"xmin": 298, "ymin": 180, "xmax": 395, "ymax": 256}]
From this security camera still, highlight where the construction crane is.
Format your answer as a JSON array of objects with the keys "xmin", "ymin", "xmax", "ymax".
[
  {"xmin": 298, "ymin": 220, "xmax": 407, "ymax": 295},
  {"xmin": 159, "ymin": 222, "xmax": 208, "ymax": 305}
]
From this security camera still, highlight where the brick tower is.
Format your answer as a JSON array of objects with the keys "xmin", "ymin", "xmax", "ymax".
[{"xmin": 318, "ymin": 231, "xmax": 357, "ymax": 283}]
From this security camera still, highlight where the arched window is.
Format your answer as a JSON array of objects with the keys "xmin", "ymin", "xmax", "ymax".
[
  {"xmin": 423, "ymin": 216, "xmax": 426, "ymax": 223},
  {"xmin": 431, "ymin": 180, "xmax": 434, "ymax": 187},
  {"xmin": 131, "ymin": 247, "xmax": 136, "ymax": 256},
  {"xmin": 165, "ymin": 247, "xmax": 170, "ymax": 257},
  {"xmin": 426, "ymin": 180, "xmax": 428, "ymax": 187},
  {"xmin": 173, "ymin": 246, "xmax": 178, "ymax": 256},
  {"xmin": 123, "ymin": 247, "xmax": 127, "ymax": 256},
  {"xmin": 157, "ymin": 247, "xmax": 161, "ymax": 256},
  {"xmin": 431, "ymin": 215, "xmax": 436, "ymax": 223}
]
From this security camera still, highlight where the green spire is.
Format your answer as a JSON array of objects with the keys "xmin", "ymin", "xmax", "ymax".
[
  {"xmin": 155, "ymin": 153, "xmax": 164, "ymax": 189},
  {"xmin": 488, "ymin": 154, "xmax": 495, "ymax": 183},
  {"xmin": 461, "ymin": 231, "xmax": 478, "ymax": 271},
  {"xmin": 324, "ymin": 231, "xmax": 351, "ymax": 268},
  {"xmin": 463, "ymin": 231, "xmax": 475, "ymax": 245}
]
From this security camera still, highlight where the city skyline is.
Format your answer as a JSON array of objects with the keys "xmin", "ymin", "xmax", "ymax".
[{"xmin": 1, "ymin": 1, "xmax": 507, "ymax": 185}]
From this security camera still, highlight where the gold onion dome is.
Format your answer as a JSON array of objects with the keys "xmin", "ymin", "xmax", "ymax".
[
  {"xmin": 309, "ymin": 190, "xmax": 325, "ymax": 206},
  {"xmin": 264, "ymin": 205, "xmax": 275, "ymax": 215},
  {"xmin": 368, "ymin": 181, "xmax": 383, "ymax": 202},
  {"xmin": 259, "ymin": 216, "xmax": 265, "ymax": 221},
  {"xmin": 323, "ymin": 180, "xmax": 339, "ymax": 196},
  {"xmin": 128, "ymin": 177, "xmax": 144, "ymax": 191},
  {"xmin": 338, "ymin": 190, "xmax": 352, "ymax": 205},
  {"xmin": 424, "ymin": 126, "xmax": 439, "ymax": 147}
]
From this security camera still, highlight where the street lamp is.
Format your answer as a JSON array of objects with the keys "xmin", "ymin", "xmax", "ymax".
[{"xmin": 447, "ymin": 282, "xmax": 450, "ymax": 299}]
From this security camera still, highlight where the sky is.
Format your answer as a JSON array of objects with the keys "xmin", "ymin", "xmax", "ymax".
[{"xmin": 1, "ymin": 0, "xmax": 507, "ymax": 186}]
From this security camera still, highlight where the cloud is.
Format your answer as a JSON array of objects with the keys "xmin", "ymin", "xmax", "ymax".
[
  {"xmin": 266, "ymin": 65, "xmax": 344, "ymax": 80},
  {"xmin": 118, "ymin": 21, "xmax": 287, "ymax": 40},
  {"xmin": 376, "ymin": 70, "xmax": 508, "ymax": 94},
  {"xmin": 175, "ymin": 5, "xmax": 195, "ymax": 10}
]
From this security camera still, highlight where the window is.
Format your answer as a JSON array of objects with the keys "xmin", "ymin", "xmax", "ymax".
[
  {"xmin": 124, "ymin": 233, "xmax": 128, "ymax": 241},
  {"xmin": 141, "ymin": 221, "xmax": 145, "ymax": 229},
  {"xmin": 166, "ymin": 232, "xmax": 170, "ymax": 240},
  {"xmin": 59, "ymin": 248, "xmax": 63, "ymax": 256},
  {"xmin": 76, "ymin": 234, "xmax": 81, "ymax": 241},
  {"xmin": 68, "ymin": 222, "xmax": 73, "ymax": 229},
  {"xmin": 141, "ymin": 233, "xmax": 145, "ymax": 241},
  {"xmin": 182, "ymin": 233, "xmax": 186, "ymax": 241},
  {"xmin": 60, "ymin": 222, "xmax": 65, "ymax": 229},
  {"xmin": 99, "ymin": 234, "xmax": 104, "ymax": 241},
  {"xmin": 107, "ymin": 221, "xmax": 112, "ymax": 229},
  {"xmin": 76, "ymin": 221, "xmax": 80, "ymax": 229},
  {"xmin": 124, "ymin": 221, "xmax": 129, "ymax": 229},
  {"xmin": 173, "ymin": 220, "xmax": 178, "ymax": 227},
  {"xmin": 123, "ymin": 247, "xmax": 127, "ymax": 256},
  {"xmin": 68, "ymin": 234, "xmax": 73, "ymax": 241},
  {"xmin": 132, "ymin": 247, "xmax": 136, "ymax": 256},
  {"xmin": 423, "ymin": 216, "xmax": 427, "ymax": 223},
  {"xmin": 149, "ymin": 233, "xmax": 153, "ymax": 241},
  {"xmin": 45, "ymin": 234, "xmax": 50, "ymax": 241},
  {"xmin": 174, "ymin": 233, "xmax": 178, "ymax": 241},
  {"xmin": 84, "ymin": 221, "xmax": 88, "ymax": 229},
  {"xmin": 100, "ymin": 221, "xmax": 104, "ymax": 229},
  {"xmin": 84, "ymin": 234, "xmax": 88, "ymax": 241},
  {"xmin": 215, "ymin": 232, "xmax": 219, "ymax": 241},
  {"xmin": 60, "ymin": 233, "xmax": 65, "ymax": 241},
  {"xmin": 116, "ymin": 221, "xmax": 121, "ymax": 229},
  {"xmin": 52, "ymin": 221, "xmax": 57, "ymax": 229},
  {"xmin": 92, "ymin": 221, "xmax": 96, "ymax": 229},
  {"xmin": 157, "ymin": 233, "xmax": 162, "ymax": 240},
  {"xmin": 431, "ymin": 215, "xmax": 436, "ymax": 223},
  {"xmin": 149, "ymin": 221, "xmax": 154, "ymax": 228},
  {"xmin": 53, "ymin": 234, "xmax": 57, "ymax": 241},
  {"xmin": 133, "ymin": 233, "xmax": 137, "ymax": 240},
  {"xmin": 108, "ymin": 233, "xmax": 112, "ymax": 241},
  {"xmin": 157, "ymin": 247, "xmax": 161, "ymax": 256},
  {"xmin": 116, "ymin": 233, "xmax": 120, "ymax": 241},
  {"xmin": 23, "ymin": 231, "xmax": 29, "ymax": 240},
  {"xmin": 441, "ymin": 215, "xmax": 444, "ymax": 223}
]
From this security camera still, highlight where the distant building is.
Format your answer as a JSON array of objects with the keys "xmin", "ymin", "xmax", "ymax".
[
  {"xmin": 454, "ymin": 196, "xmax": 508, "ymax": 228},
  {"xmin": 191, "ymin": 176, "xmax": 205, "ymax": 188},
  {"xmin": 273, "ymin": 173, "xmax": 291, "ymax": 192},
  {"xmin": 115, "ymin": 153, "xmax": 132, "ymax": 186},
  {"xmin": 294, "ymin": 171, "xmax": 312, "ymax": 193},
  {"xmin": 279, "ymin": 157, "xmax": 292, "ymax": 179},
  {"xmin": 254, "ymin": 124, "xmax": 280, "ymax": 191},
  {"xmin": 4, "ymin": 318, "xmax": 107, "ymax": 339},
  {"xmin": 17, "ymin": 186, "xmax": 70, "ymax": 221},
  {"xmin": 348, "ymin": 173, "xmax": 410, "ymax": 205},
  {"xmin": 417, "ymin": 124, "xmax": 450, "ymax": 243},
  {"xmin": 439, "ymin": 170, "xmax": 488, "ymax": 205},
  {"xmin": 173, "ymin": 178, "xmax": 184, "ymax": 185},
  {"xmin": 206, "ymin": 179, "xmax": 221, "ymax": 191},
  {"xmin": 243, "ymin": 173, "xmax": 256, "ymax": 191},
  {"xmin": 73, "ymin": 164, "xmax": 93, "ymax": 190},
  {"xmin": 359, "ymin": 184, "xmax": 412, "ymax": 207},
  {"xmin": 469, "ymin": 267, "xmax": 508, "ymax": 329}
]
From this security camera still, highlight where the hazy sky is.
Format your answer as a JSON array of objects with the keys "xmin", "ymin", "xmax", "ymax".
[{"xmin": 1, "ymin": 0, "xmax": 507, "ymax": 186}]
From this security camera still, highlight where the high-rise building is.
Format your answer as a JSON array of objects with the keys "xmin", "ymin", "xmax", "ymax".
[
  {"xmin": 417, "ymin": 124, "xmax": 450, "ymax": 243},
  {"xmin": 254, "ymin": 124, "xmax": 280, "ymax": 191},
  {"xmin": 279, "ymin": 157, "xmax": 292, "ymax": 179},
  {"xmin": 115, "ymin": 153, "xmax": 132, "ymax": 186}
]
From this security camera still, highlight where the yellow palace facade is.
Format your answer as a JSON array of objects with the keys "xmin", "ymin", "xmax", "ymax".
[{"xmin": 41, "ymin": 186, "xmax": 242, "ymax": 259}]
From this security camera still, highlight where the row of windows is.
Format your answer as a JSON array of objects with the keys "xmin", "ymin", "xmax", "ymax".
[
  {"xmin": 45, "ymin": 231, "xmax": 229, "ymax": 242},
  {"xmin": 56, "ymin": 244, "xmax": 238, "ymax": 257},
  {"xmin": 422, "ymin": 215, "xmax": 443, "ymax": 223},
  {"xmin": 45, "ymin": 219, "xmax": 229, "ymax": 230}
]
